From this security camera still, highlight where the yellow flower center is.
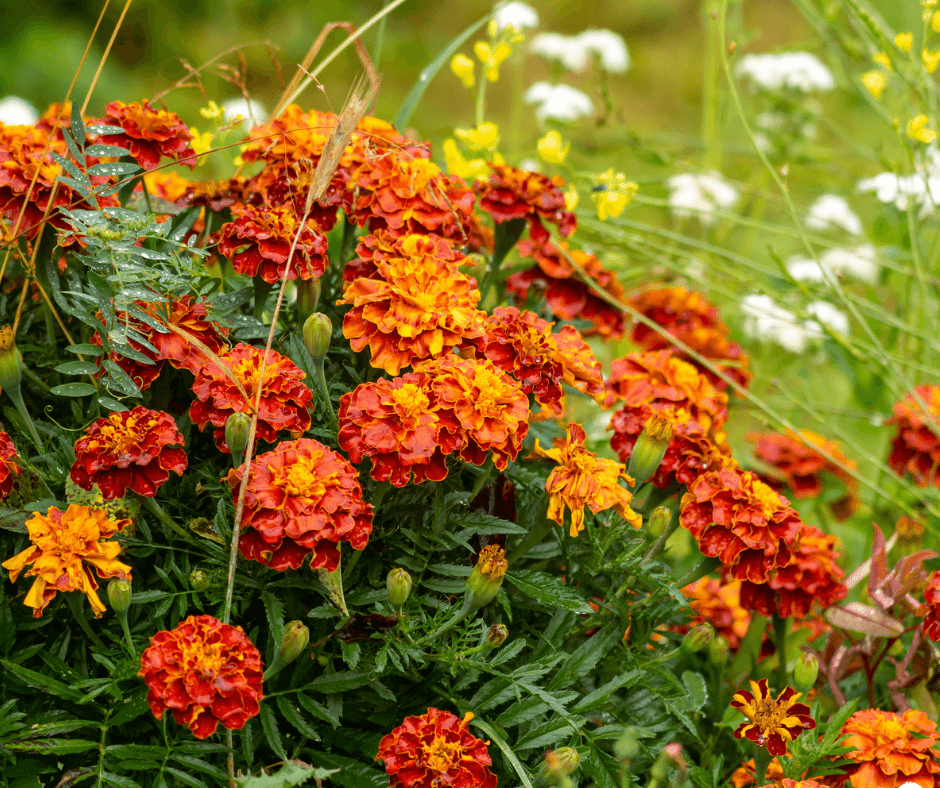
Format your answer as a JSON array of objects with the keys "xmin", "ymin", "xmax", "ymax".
[
  {"xmin": 181, "ymin": 638, "xmax": 227, "ymax": 682},
  {"xmin": 470, "ymin": 365, "xmax": 510, "ymax": 416},
  {"xmin": 271, "ymin": 453, "xmax": 332, "ymax": 500},
  {"xmin": 390, "ymin": 384, "xmax": 430, "ymax": 424},
  {"xmin": 97, "ymin": 414, "xmax": 146, "ymax": 455},
  {"xmin": 231, "ymin": 356, "xmax": 272, "ymax": 398},
  {"xmin": 747, "ymin": 475, "xmax": 785, "ymax": 518},
  {"xmin": 477, "ymin": 544, "xmax": 507, "ymax": 580},
  {"xmin": 421, "ymin": 734, "xmax": 462, "ymax": 773},
  {"xmin": 751, "ymin": 696, "xmax": 792, "ymax": 742}
]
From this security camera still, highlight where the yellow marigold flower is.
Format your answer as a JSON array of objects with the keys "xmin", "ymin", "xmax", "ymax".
[
  {"xmin": 188, "ymin": 127, "xmax": 214, "ymax": 156},
  {"xmin": 474, "ymin": 41, "xmax": 512, "ymax": 81},
  {"xmin": 908, "ymin": 114, "xmax": 937, "ymax": 143},
  {"xmin": 564, "ymin": 185, "xmax": 579, "ymax": 210},
  {"xmin": 450, "ymin": 53, "xmax": 475, "ymax": 89},
  {"xmin": 534, "ymin": 423, "xmax": 642, "ymax": 537},
  {"xmin": 896, "ymin": 33, "xmax": 914, "ymax": 52},
  {"xmin": 454, "ymin": 121, "xmax": 500, "ymax": 152},
  {"xmin": 592, "ymin": 168, "xmax": 638, "ymax": 221},
  {"xmin": 537, "ymin": 130, "xmax": 570, "ymax": 164},
  {"xmin": 199, "ymin": 100, "xmax": 225, "ymax": 121},
  {"xmin": 2, "ymin": 505, "xmax": 131, "ymax": 618},
  {"xmin": 731, "ymin": 678, "xmax": 816, "ymax": 756},
  {"xmin": 924, "ymin": 49, "xmax": 940, "ymax": 72},
  {"xmin": 861, "ymin": 70, "xmax": 888, "ymax": 98},
  {"xmin": 873, "ymin": 51, "xmax": 892, "ymax": 69}
]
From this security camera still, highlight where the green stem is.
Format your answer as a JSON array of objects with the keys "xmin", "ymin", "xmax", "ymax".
[
  {"xmin": 641, "ymin": 507, "xmax": 681, "ymax": 564},
  {"xmin": 138, "ymin": 496, "xmax": 194, "ymax": 544},
  {"xmin": 675, "ymin": 556, "xmax": 722, "ymax": 588},
  {"xmin": 418, "ymin": 595, "xmax": 473, "ymax": 646},
  {"xmin": 773, "ymin": 611, "xmax": 789, "ymax": 687},
  {"xmin": 66, "ymin": 592, "xmax": 105, "ymax": 649},
  {"xmin": 314, "ymin": 360, "xmax": 338, "ymax": 430},
  {"xmin": 117, "ymin": 610, "xmax": 135, "ymax": 659},
  {"xmin": 372, "ymin": 0, "xmax": 390, "ymax": 67},
  {"xmin": 753, "ymin": 746, "xmax": 771, "ymax": 787},
  {"xmin": 507, "ymin": 517, "xmax": 554, "ymax": 563}
]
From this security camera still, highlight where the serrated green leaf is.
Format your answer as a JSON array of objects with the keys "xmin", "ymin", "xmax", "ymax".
[
  {"xmin": 0, "ymin": 660, "xmax": 86, "ymax": 702},
  {"xmin": 162, "ymin": 768, "xmax": 207, "ymax": 788},
  {"xmin": 105, "ymin": 744, "xmax": 167, "ymax": 759},
  {"xmin": 276, "ymin": 696, "xmax": 321, "ymax": 741},
  {"xmin": 50, "ymin": 382, "xmax": 96, "ymax": 397},
  {"xmin": 682, "ymin": 670, "xmax": 708, "ymax": 711},
  {"xmin": 0, "ymin": 738, "xmax": 98, "ymax": 755},
  {"xmin": 296, "ymin": 693, "xmax": 340, "ymax": 727},
  {"xmin": 237, "ymin": 762, "xmax": 338, "ymax": 788},
  {"xmin": 506, "ymin": 570, "xmax": 594, "ymax": 614},
  {"xmin": 548, "ymin": 626, "xmax": 620, "ymax": 690},
  {"xmin": 169, "ymin": 754, "xmax": 228, "ymax": 781},
  {"xmin": 259, "ymin": 703, "xmax": 286, "ymax": 761},
  {"xmin": 101, "ymin": 772, "xmax": 142, "ymax": 788},
  {"xmin": 573, "ymin": 670, "xmax": 644, "ymax": 713}
]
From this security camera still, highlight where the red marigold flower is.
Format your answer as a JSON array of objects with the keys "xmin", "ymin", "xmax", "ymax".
[
  {"xmin": 250, "ymin": 161, "xmax": 345, "ymax": 230},
  {"xmin": 97, "ymin": 100, "xmax": 196, "ymax": 171},
  {"xmin": 216, "ymin": 203, "xmax": 329, "ymax": 284},
  {"xmin": 887, "ymin": 385, "xmax": 940, "ymax": 487},
  {"xmin": 922, "ymin": 570, "xmax": 940, "ymax": 641},
  {"xmin": 70, "ymin": 406, "xmax": 187, "ymax": 500},
  {"xmin": 223, "ymin": 438, "xmax": 373, "ymax": 572},
  {"xmin": 534, "ymin": 423, "xmax": 641, "ymax": 536},
  {"xmin": 0, "ymin": 431, "xmax": 21, "ymax": 499},
  {"xmin": 628, "ymin": 286, "xmax": 752, "ymax": 390},
  {"xmin": 337, "ymin": 372, "xmax": 460, "ymax": 488},
  {"xmin": 760, "ymin": 779, "xmax": 825, "ymax": 788},
  {"xmin": 181, "ymin": 175, "xmax": 250, "ymax": 212},
  {"xmin": 138, "ymin": 614, "xmax": 263, "ymax": 739},
  {"xmin": 190, "ymin": 343, "xmax": 313, "ymax": 453},
  {"xmin": 838, "ymin": 708, "xmax": 940, "ymax": 788},
  {"xmin": 680, "ymin": 469, "xmax": 803, "ymax": 596},
  {"xmin": 510, "ymin": 238, "xmax": 626, "ymax": 338},
  {"xmin": 731, "ymin": 678, "xmax": 816, "ymax": 756},
  {"xmin": 681, "ymin": 577, "xmax": 751, "ymax": 651},
  {"xmin": 474, "ymin": 163, "xmax": 576, "ymax": 244},
  {"xmin": 1, "ymin": 505, "xmax": 131, "ymax": 617},
  {"xmin": 376, "ymin": 708, "xmax": 497, "ymax": 788},
  {"xmin": 338, "ymin": 233, "xmax": 485, "ymax": 376}
]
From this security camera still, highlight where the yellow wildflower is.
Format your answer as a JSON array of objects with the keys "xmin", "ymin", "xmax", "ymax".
[
  {"xmin": 592, "ymin": 168, "xmax": 638, "ymax": 221},
  {"xmin": 188, "ymin": 128, "xmax": 214, "ymax": 156},
  {"xmin": 564, "ymin": 185, "xmax": 579, "ymax": 211},
  {"xmin": 861, "ymin": 71, "xmax": 888, "ymax": 99},
  {"xmin": 454, "ymin": 121, "xmax": 500, "ymax": 152},
  {"xmin": 199, "ymin": 100, "xmax": 225, "ymax": 121},
  {"xmin": 924, "ymin": 49, "xmax": 940, "ymax": 72},
  {"xmin": 442, "ymin": 139, "xmax": 489, "ymax": 181},
  {"xmin": 450, "ymin": 53, "xmax": 475, "ymax": 89},
  {"xmin": 474, "ymin": 41, "xmax": 512, "ymax": 81},
  {"xmin": 934, "ymin": 11, "xmax": 940, "ymax": 33},
  {"xmin": 537, "ymin": 130, "xmax": 570, "ymax": 164},
  {"xmin": 907, "ymin": 114, "xmax": 937, "ymax": 143},
  {"xmin": 873, "ymin": 52, "xmax": 892, "ymax": 69},
  {"xmin": 896, "ymin": 33, "xmax": 914, "ymax": 53}
]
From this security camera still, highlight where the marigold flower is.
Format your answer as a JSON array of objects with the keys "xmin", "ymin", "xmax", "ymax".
[
  {"xmin": 181, "ymin": 176, "xmax": 251, "ymax": 213},
  {"xmin": 534, "ymin": 423, "xmax": 641, "ymax": 537},
  {"xmin": 190, "ymin": 343, "xmax": 313, "ymax": 453},
  {"xmin": 681, "ymin": 577, "xmax": 751, "ymax": 651},
  {"xmin": 97, "ymin": 100, "xmax": 196, "ymax": 171},
  {"xmin": 0, "ymin": 432, "xmax": 21, "ymax": 499},
  {"xmin": 217, "ymin": 203, "xmax": 329, "ymax": 284},
  {"xmin": 839, "ymin": 709, "xmax": 940, "ymax": 788},
  {"xmin": 731, "ymin": 678, "xmax": 815, "ymax": 756},
  {"xmin": 510, "ymin": 238, "xmax": 626, "ymax": 338},
  {"xmin": 138, "ymin": 615, "xmax": 263, "ymax": 739},
  {"xmin": 141, "ymin": 170, "xmax": 191, "ymax": 204},
  {"xmin": 70, "ymin": 407, "xmax": 187, "ymax": 500},
  {"xmin": 730, "ymin": 757, "xmax": 785, "ymax": 788},
  {"xmin": 376, "ymin": 708, "xmax": 497, "ymax": 788},
  {"xmin": 680, "ymin": 469, "xmax": 803, "ymax": 593},
  {"xmin": 2, "ymin": 504, "xmax": 131, "ymax": 617},
  {"xmin": 338, "ymin": 233, "xmax": 484, "ymax": 376},
  {"xmin": 922, "ymin": 570, "xmax": 940, "ymax": 641},
  {"xmin": 224, "ymin": 438, "xmax": 373, "ymax": 572},
  {"xmin": 887, "ymin": 385, "xmax": 940, "ymax": 487},
  {"xmin": 474, "ymin": 163, "xmax": 576, "ymax": 244}
]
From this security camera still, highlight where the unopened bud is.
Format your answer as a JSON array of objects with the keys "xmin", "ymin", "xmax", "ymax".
[
  {"xmin": 277, "ymin": 620, "xmax": 310, "ymax": 666},
  {"xmin": 708, "ymin": 634, "xmax": 730, "ymax": 664},
  {"xmin": 107, "ymin": 577, "xmax": 132, "ymax": 614},
  {"xmin": 466, "ymin": 544, "xmax": 507, "ymax": 610},
  {"xmin": 651, "ymin": 743, "xmax": 684, "ymax": 781},
  {"xmin": 387, "ymin": 567, "xmax": 412, "ymax": 608},
  {"xmin": 543, "ymin": 747, "xmax": 580, "ymax": 783},
  {"xmin": 613, "ymin": 726, "xmax": 640, "ymax": 762},
  {"xmin": 680, "ymin": 623, "xmax": 713, "ymax": 654},
  {"xmin": 648, "ymin": 506, "xmax": 671, "ymax": 537},
  {"xmin": 485, "ymin": 623, "xmax": 508, "ymax": 649},
  {"xmin": 627, "ymin": 414, "xmax": 672, "ymax": 485},
  {"xmin": 303, "ymin": 312, "xmax": 332, "ymax": 363},
  {"xmin": 224, "ymin": 412, "xmax": 251, "ymax": 458},
  {"xmin": 189, "ymin": 568, "xmax": 212, "ymax": 592},
  {"xmin": 296, "ymin": 276, "xmax": 322, "ymax": 324},
  {"xmin": 794, "ymin": 652, "xmax": 819, "ymax": 691},
  {"xmin": 0, "ymin": 326, "xmax": 22, "ymax": 391}
]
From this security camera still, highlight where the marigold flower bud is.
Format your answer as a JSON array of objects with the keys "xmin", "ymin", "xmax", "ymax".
[
  {"xmin": 224, "ymin": 412, "xmax": 251, "ymax": 458},
  {"xmin": 0, "ymin": 326, "xmax": 22, "ymax": 392},
  {"xmin": 613, "ymin": 727, "xmax": 640, "ymax": 761},
  {"xmin": 303, "ymin": 312, "xmax": 332, "ymax": 363},
  {"xmin": 466, "ymin": 544, "xmax": 507, "ymax": 610},
  {"xmin": 680, "ymin": 622, "xmax": 713, "ymax": 654},
  {"xmin": 647, "ymin": 506, "xmax": 671, "ymax": 537},
  {"xmin": 296, "ymin": 276, "xmax": 322, "ymax": 324},
  {"xmin": 277, "ymin": 620, "xmax": 310, "ymax": 666},
  {"xmin": 107, "ymin": 577, "xmax": 132, "ymax": 614},
  {"xmin": 794, "ymin": 651, "xmax": 819, "ymax": 691},
  {"xmin": 708, "ymin": 634, "xmax": 730, "ymax": 664},
  {"xmin": 189, "ymin": 568, "xmax": 212, "ymax": 592},
  {"xmin": 386, "ymin": 567, "xmax": 412, "ymax": 608},
  {"xmin": 627, "ymin": 414, "xmax": 673, "ymax": 485},
  {"xmin": 543, "ymin": 747, "xmax": 580, "ymax": 784},
  {"xmin": 485, "ymin": 623, "xmax": 508, "ymax": 649}
]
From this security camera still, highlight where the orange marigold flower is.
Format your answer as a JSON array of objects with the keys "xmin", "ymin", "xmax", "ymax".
[
  {"xmin": 338, "ymin": 233, "xmax": 484, "ymax": 376},
  {"xmin": 217, "ymin": 203, "xmax": 329, "ymax": 284},
  {"xmin": 224, "ymin": 438, "xmax": 373, "ymax": 572},
  {"xmin": 887, "ymin": 385, "xmax": 940, "ymax": 487},
  {"xmin": 190, "ymin": 343, "xmax": 313, "ymax": 453},
  {"xmin": 338, "ymin": 371, "xmax": 460, "ymax": 488},
  {"xmin": 97, "ymin": 99, "xmax": 196, "ymax": 171},
  {"xmin": 2, "ymin": 504, "xmax": 131, "ymax": 618},
  {"xmin": 138, "ymin": 614, "xmax": 263, "ymax": 739},
  {"xmin": 0, "ymin": 431, "xmax": 21, "ymax": 499},
  {"xmin": 510, "ymin": 238, "xmax": 626, "ymax": 338},
  {"xmin": 70, "ymin": 407, "xmax": 187, "ymax": 500},
  {"xmin": 680, "ymin": 469, "xmax": 803, "ymax": 598},
  {"xmin": 534, "ymin": 423, "xmax": 641, "ymax": 537},
  {"xmin": 609, "ymin": 404, "xmax": 733, "ymax": 489},
  {"xmin": 628, "ymin": 286, "xmax": 752, "ymax": 390},
  {"xmin": 839, "ymin": 709, "xmax": 940, "ymax": 788},
  {"xmin": 731, "ymin": 678, "xmax": 816, "ymax": 756},
  {"xmin": 730, "ymin": 758, "xmax": 785, "ymax": 788},
  {"xmin": 605, "ymin": 350, "xmax": 729, "ymax": 436},
  {"xmin": 376, "ymin": 708, "xmax": 497, "ymax": 788},
  {"xmin": 475, "ymin": 163, "xmax": 576, "ymax": 244},
  {"xmin": 250, "ymin": 161, "xmax": 345, "ymax": 230},
  {"xmin": 681, "ymin": 576, "xmax": 751, "ymax": 651},
  {"xmin": 922, "ymin": 570, "xmax": 940, "ymax": 641},
  {"xmin": 140, "ymin": 170, "xmax": 191, "ymax": 204}
]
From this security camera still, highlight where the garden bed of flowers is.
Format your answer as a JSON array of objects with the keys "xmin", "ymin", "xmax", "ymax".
[{"xmin": 1, "ymin": 1, "xmax": 940, "ymax": 787}]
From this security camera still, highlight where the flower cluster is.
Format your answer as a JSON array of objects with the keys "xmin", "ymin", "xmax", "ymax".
[
  {"xmin": 838, "ymin": 709, "xmax": 940, "ymax": 788},
  {"xmin": 98, "ymin": 99, "xmax": 196, "ymax": 170},
  {"xmin": 887, "ymin": 385, "xmax": 940, "ymax": 487},
  {"xmin": 731, "ymin": 678, "xmax": 816, "ymax": 756},
  {"xmin": 138, "ymin": 615, "xmax": 263, "ymax": 739}
]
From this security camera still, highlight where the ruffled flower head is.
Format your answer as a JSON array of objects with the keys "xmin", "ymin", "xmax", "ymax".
[
  {"xmin": 97, "ymin": 100, "xmax": 196, "ymax": 171},
  {"xmin": 224, "ymin": 438, "xmax": 373, "ymax": 572},
  {"xmin": 534, "ymin": 423, "xmax": 641, "ymax": 537},
  {"xmin": 2, "ymin": 505, "xmax": 131, "ymax": 617},
  {"xmin": 138, "ymin": 615, "xmax": 263, "ymax": 739},
  {"xmin": 682, "ymin": 577, "xmax": 751, "ymax": 651},
  {"xmin": 731, "ymin": 678, "xmax": 816, "ymax": 756},
  {"xmin": 0, "ymin": 432, "xmax": 21, "ymax": 499},
  {"xmin": 376, "ymin": 708, "xmax": 498, "ymax": 788},
  {"xmin": 70, "ymin": 407, "xmax": 188, "ymax": 500},
  {"xmin": 839, "ymin": 709, "xmax": 940, "ymax": 788},
  {"xmin": 887, "ymin": 385, "xmax": 940, "ymax": 487},
  {"xmin": 190, "ymin": 343, "xmax": 312, "ymax": 453}
]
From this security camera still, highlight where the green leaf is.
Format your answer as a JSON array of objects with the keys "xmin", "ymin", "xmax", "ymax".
[
  {"xmin": 682, "ymin": 670, "xmax": 708, "ymax": 711},
  {"xmin": 86, "ymin": 124, "xmax": 126, "ymax": 135},
  {"xmin": 296, "ymin": 693, "xmax": 340, "ymax": 727},
  {"xmin": 471, "ymin": 718, "xmax": 533, "ymax": 788},
  {"xmin": 85, "ymin": 144, "xmax": 134, "ymax": 157},
  {"xmin": 0, "ymin": 660, "xmax": 86, "ymax": 702},
  {"xmin": 452, "ymin": 512, "xmax": 527, "ymax": 536},
  {"xmin": 55, "ymin": 361, "xmax": 99, "ymax": 375},
  {"xmin": 88, "ymin": 161, "xmax": 141, "ymax": 178},
  {"xmin": 573, "ymin": 670, "xmax": 644, "ymax": 713},
  {"xmin": 0, "ymin": 738, "xmax": 98, "ymax": 755},
  {"xmin": 170, "ymin": 754, "xmax": 228, "ymax": 782},
  {"xmin": 162, "ymin": 769, "xmax": 207, "ymax": 788},
  {"xmin": 259, "ymin": 703, "xmax": 287, "ymax": 761},
  {"xmin": 50, "ymin": 382, "xmax": 97, "ymax": 397},
  {"xmin": 70, "ymin": 103, "xmax": 85, "ymax": 149},
  {"xmin": 237, "ymin": 763, "xmax": 339, "ymax": 788},
  {"xmin": 301, "ymin": 670, "xmax": 370, "ymax": 694},
  {"xmin": 66, "ymin": 343, "xmax": 103, "ymax": 356},
  {"xmin": 506, "ymin": 570, "xmax": 594, "ymax": 614},
  {"xmin": 276, "ymin": 696, "xmax": 321, "ymax": 741},
  {"xmin": 263, "ymin": 591, "xmax": 285, "ymax": 663},
  {"xmin": 100, "ymin": 773, "xmax": 143, "ymax": 788},
  {"xmin": 549, "ymin": 625, "xmax": 620, "ymax": 691},
  {"xmin": 105, "ymin": 744, "xmax": 166, "ymax": 760},
  {"xmin": 109, "ymin": 692, "xmax": 151, "ymax": 727}
]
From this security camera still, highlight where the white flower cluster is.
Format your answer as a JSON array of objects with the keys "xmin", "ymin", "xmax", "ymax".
[
  {"xmin": 857, "ymin": 148, "xmax": 940, "ymax": 215},
  {"xmin": 736, "ymin": 52, "xmax": 835, "ymax": 92},
  {"xmin": 222, "ymin": 98, "xmax": 268, "ymax": 127},
  {"xmin": 493, "ymin": 1, "xmax": 539, "ymax": 31},
  {"xmin": 741, "ymin": 294, "xmax": 848, "ymax": 353},
  {"xmin": 787, "ymin": 245, "xmax": 878, "ymax": 285},
  {"xmin": 524, "ymin": 82, "xmax": 594, "ymax": 122},
  {"xmin": 530, "ymin": 29, "xmax": 629, "ymax": 73},
  {"xmin": 666, "ymin": 172, "xmax": 739, "ymax": 225},
  {"xmin": 0, "ymin": 95, "xmax": 38, "ymax": 126},
  {"xmin": 805, "ymin": 194, "xmax": 863, "ymax": 235}
]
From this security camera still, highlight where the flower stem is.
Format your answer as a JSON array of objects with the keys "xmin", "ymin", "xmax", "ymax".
[
  {"xmin": 5, "ymin": 383, "xmax": 41, "ymax": 450},
  {"xmin": 65, "ymin": 592, "xmax": 105, "ymax": 649},
  {"xmin": 507, "ymin": 517, "xmax": 554, "ymax": 563},
  {"xmin": 313, "ymin": 360, "xmax": 338, "ymax": 431},
  {"xmin": 417, "ymin": 595, "xmax": 473, "ymax": 646},
  {"xmin": 641, "ymin": 507, "xmax": 681, "ymax": 564},
  {"xmin": 116, "ymin": 610, "xmax": 135, "ymax": 659},
  {"xmin": 138, "ymin": 496, "xmax": 194, "ymax": 544},
  {"xmin": 773, "ymin": 612, "xmax": 788, "ymax": 687}
]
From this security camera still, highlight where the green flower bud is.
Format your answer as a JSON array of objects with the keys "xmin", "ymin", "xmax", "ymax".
[
  {"xmin": 613, "ymin": 726, "xmax": 640, "ymax": 762},
  {"xmin": 485, "ymin": 623, "xmax": 508, "ymax": 649},
  {"xmin": 0, "ymin": 326, "xmax": 22, "ymax": 392},
  {"xmin": 679, "ymin": 622, "xmax": 713, "ymax": 654},
  {"xmin": 224, "ymin": 412, "xmax": 251, "ymax": 458},
  {"xmin": 647, "ymin": 506, "xmax": 671, "ymax": 537},
  {"xmin": 542, "ymin": 747, "xmax": 580, "ymax": 784},
  {"xmin": 707, "ymin": 634, "xmax": 730, "ymax": 665},
  {"xmin": 465, "ymin": 544, "xmax": 507, "ymax": 610},
  {"xmin": 107, "ymin": 577, "xmax": 132, "ymax": 614},
  {"xmin": 303, "ymin": 312, "xmax": 332, "ymax": 363},
  {"xmin": 277, "ymin": 620, "xmax": 310, "ymax": 666},
  {"xmin": 386, "ymin": 567, "xmax": 413, "ymax": 609},
  {"xmin": 794, "ymin": 651, "xmax": 819, "ymax": 691},
  {"xmin": 296, "ymin": 276, "xmax": 322, "ymax": 324},
  {"xmin": 189, "ymin": 568, "xmax": 212, "ymax": 592},
  {"xmin": 627, "ymin": 414, "xmax": 672, "ymax": 486}
]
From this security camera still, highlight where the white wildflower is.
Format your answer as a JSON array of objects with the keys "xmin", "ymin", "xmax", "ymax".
[
  {"xmin": 857, "ymin": 146, "xmax": 940, "ymax": 215},
  {"xmin": 576, "ymin": 29, "xmax": 629, "ymax": 73},
  {"xmin": 666, "ymin": 172, "xmax": 739, "ymax": 225},
  {"xmin": 518, "ymin": 158, "xmax": 541, "ymax": 173},
  {"xmin": 530, "ymin": 33, "xmax": 590, "ymax": 71},
  {"xmin": 494, "ymin": 1, "xmax": 539, "ymax": 31},
  {"xmin": 805, "ymin": 301, "xmax": 849, "ymax": 338},
  {"xmin": 221, "ymin": 97, "xmax": 268, "ymax": 127},
  {"xmin": 806, "ymin": 195, "xmax": 863, "ymax": 235},
  {"xmin": 741, "ymin": 294, "xmax": 807, "ymax": 353},
  {"xmin": 0, "ymin": 96, "xmax": 38, "ymax": 126},
  {"xmin": 524, "ymin": 82, "xmax": 594, "ymax": 122},
  {"xmin": 787, "ymin": 244, "xmax": 878, "ymax": 284},
  {"xmin": 737, "ymin": 52, "xmax": 835, "ymax": 92}
]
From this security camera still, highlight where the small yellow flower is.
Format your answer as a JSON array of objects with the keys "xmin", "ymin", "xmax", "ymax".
[
  {"xmin": 564, "ymin": 185, "xmax": 579, "ymax": 211},
  {"xmin": 861, "ymin": 71, "xmax": 888, "ymax": 99},
  {"xmin": 907, "ymin": 114, "xmax": 937, "ymax": 143},
  {"xmin": 487, "ymin": 19, "xmax": 499, "ymax": 38},
  {"xmin": 454, "ymin": 122, "xmax": 500, "ymax": 152},
  {"xmin": 450, "ymin": 53, "xmax": 475, "ymax": 89},
  {"xmin": 199, "ymin": 100, "xmax": 225, "ymax": 122},
  {"xmin": 874, "ymin": 52, "xmax": 892, "ymax": 69},
  {"xmin": 592, "ymin": 168, "xmax": 638, "ymax": 221},
  {"xmin": 474, "ymin": 41, "xmax": 512, "ymax": 81},
  {"xmin": 924, "ymin": 49, "xmax": 940, "ymax": 72},
  {"xmin": 896, "ymin": 33, "xmax": 914, "ymax": 53},
  {"xmin": 442, "ymin": 139, "xmax": 489, "ymax": 181},
  {"xmin": 933, "ymin": 11, "xmax": 940, "ymax": 33},
  {"xmin": 189, "ymin": 128, "xmax": 214, "ymax": 156},
  {"xmin": 537, "ymin": 130, "xmax": 570, "ymax": 164}
]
